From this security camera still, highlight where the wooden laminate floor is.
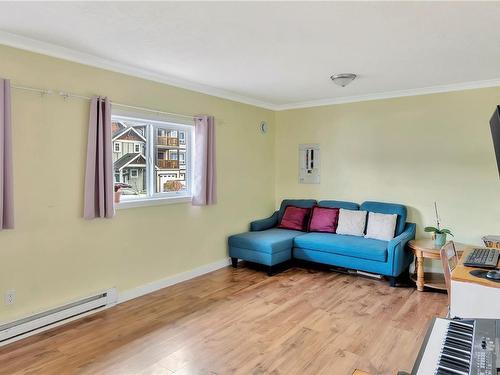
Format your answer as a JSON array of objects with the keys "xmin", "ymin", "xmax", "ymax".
[{"xmin": 0, "ymin": 265, "xmax": 447, "ymax": 375}]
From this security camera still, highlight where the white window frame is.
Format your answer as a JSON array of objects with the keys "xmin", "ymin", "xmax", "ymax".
[
  {"xmin": 130, "ymin": 168, "xmax": 139, "ymax": 178},
  {"xmin": 113, "ymin": 142, "xmax": 121, "ymax": 153},
  {"xmin": 112, "ymin": 114, "xmax": 194, "ymax": 209},
  {"xmin": 133, "ymin": 143, "xmax": 141, "ymax": 153}
]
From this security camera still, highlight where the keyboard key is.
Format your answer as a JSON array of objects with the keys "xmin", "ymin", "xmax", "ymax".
[{"xmin": 439, "ymin": 355, "xmax": 470, "ymax": 372}]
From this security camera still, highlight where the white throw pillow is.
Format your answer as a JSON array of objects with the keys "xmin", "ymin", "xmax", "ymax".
[
  {"xmin": 336, "ymin": 209, "xmax": 367, "ymax": 237},
  {"xmin": 365, "ymin": 212, "xmax": 398, "ymax": 241}
]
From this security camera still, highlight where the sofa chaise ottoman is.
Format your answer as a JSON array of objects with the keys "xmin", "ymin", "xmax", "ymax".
[{"xmin": 227, "ymin": 199, "xmax": 416, "ymax": 286}]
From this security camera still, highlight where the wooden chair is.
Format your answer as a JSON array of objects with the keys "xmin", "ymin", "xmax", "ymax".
[{"xmin": 440, "ymin": 241, "xmax": 458, "ymax": 314}]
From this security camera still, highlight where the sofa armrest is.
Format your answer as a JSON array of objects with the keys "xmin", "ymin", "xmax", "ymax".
[
  {"xmin": 387, "ymin": 222, "xmax": 416, "ymax": 276},
  {"xmin": 250, "ymin": 211, "xmax": 279, "ymax": 231}
]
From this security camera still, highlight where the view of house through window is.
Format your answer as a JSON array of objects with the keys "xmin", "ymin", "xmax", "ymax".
[{"xmin": 112, "ymin": 115, "xmax": 192, "ymax": 202}]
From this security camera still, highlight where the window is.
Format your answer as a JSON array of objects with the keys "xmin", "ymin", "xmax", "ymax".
[
  {"xmin": 179, "ymin": 131, "xmax": 185, "ymax": 145},
  {"xmin": 112, "ymin": 115, "xmax": 193, "ymax": 204}
]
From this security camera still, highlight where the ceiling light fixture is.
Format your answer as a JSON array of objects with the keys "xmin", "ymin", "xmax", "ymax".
[{"xmin": 330, "ymin": 73, "xmax": 357, "ymax": 87}]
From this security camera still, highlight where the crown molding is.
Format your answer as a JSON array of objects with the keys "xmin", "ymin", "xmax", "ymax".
[
  {"xmin": 0, "ymin": 30, "xmax": 277, "ymax": 110},
  {"xmin": 274, "ymin": 79, "xmax": 500, "ymax": 111},
  {"xmin": 2, "ymin": 30, "xmax": 500, "ymax": 112}
]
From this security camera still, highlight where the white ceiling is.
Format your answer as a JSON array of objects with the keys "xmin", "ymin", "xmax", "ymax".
[{"xmin": 1, "ymin": 2, "xmax": 500, "ymax": 110}]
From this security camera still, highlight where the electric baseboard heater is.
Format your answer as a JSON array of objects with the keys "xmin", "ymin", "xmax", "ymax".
[{"xmin": 0, "ymin": 288, "xmax": 117, "ymax": 346}]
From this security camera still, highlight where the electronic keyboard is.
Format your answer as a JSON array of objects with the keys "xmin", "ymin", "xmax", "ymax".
[{"xmin": 411, "ymin": 317, "xmax": 499, "ymax": 375}]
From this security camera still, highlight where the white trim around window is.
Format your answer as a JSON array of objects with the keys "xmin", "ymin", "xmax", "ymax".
[
  {"xmin": 113, "ymin": 142, "xmax": 122, "ymax": 153},
  {"xmin": 112, "ymin": 113, "xmax": 194, "ymax": 209},
  {"xmin": 116, "ymin": 196, "xmax": 192, "ymax": 209}
]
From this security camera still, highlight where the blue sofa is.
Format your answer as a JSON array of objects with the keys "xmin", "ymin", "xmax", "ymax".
[{"xmin": 228, "ymin": 199, "xmax": 416, "ymax": 286}]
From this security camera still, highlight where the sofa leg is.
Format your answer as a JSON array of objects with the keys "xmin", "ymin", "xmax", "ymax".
[
  {"xmin": 267, "ymin": 266, "xmax": 274, "ymax": 276},
  {"xmin": 402, "ymin": 266, "xmax": 411, "ymax": 284},
  {"xmin": 231, "ymin": 257, "xmax": 238, "ymax": 268},
  {"xmin": 389, "ymin": 276, "xmax": 397, "ymax": 287},
  {"xmin": 392, "ymin": 266, "xmax": 412, "ymax": 287},
  {"xmin": 267, "ymin": 260, "xmax": 293, "ymax": 276}
]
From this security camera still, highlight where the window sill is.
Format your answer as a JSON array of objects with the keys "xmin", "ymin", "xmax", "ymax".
[{"xmin": 116, "ymin": 196, "xmax": 192, "ymax": 210}]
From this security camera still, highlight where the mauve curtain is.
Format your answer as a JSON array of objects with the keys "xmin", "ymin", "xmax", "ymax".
[
  {"xmin": 0, "ymin": 78, "xmax": 14, "ymax": 229},
  {"xmin": 83, "ymin": 96, "xmax": 114, "ymax": 219},
  {"xmin": 192, "ymin": 115, "xmax": 217, "ymax": 206}
]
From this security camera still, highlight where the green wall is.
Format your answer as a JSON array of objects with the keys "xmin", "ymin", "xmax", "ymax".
[
  {"xmin": 0, "ymin": 45, "xmax": 276, "ymax": 322},
  {"xmin": 1, "ymin": 42, "xmax": 500, "ymax": 323},
  {"xmin": 275, "ymin": 88, "xmax": 500, "ymax": 246}
]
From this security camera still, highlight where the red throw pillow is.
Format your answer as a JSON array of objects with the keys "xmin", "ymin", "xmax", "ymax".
[
  {"xmin": 307, "ymin": 206, "xmax": 340, "ymax": 233},
  {"xmin": 278, "ymin": 206, "xmax": 311, "ymax": 231}
]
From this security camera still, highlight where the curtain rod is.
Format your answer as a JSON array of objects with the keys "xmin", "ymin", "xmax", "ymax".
[
  {"xmin": 12, "ymin": 84, "xmax": 53, "ymax": 96},
  {"xmin": 11, "ymin": 84, "xmax": 195, "ymax": 120}
]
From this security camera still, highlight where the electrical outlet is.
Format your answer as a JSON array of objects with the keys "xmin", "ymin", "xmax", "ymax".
[{"xmin": 4, "ymin": 290, "xmax": 15, "ymax": 305}]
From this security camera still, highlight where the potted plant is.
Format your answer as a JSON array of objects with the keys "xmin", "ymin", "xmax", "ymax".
[{"xmin": 424, "ymin": 202, "xmax": 453, "ymax": 247}]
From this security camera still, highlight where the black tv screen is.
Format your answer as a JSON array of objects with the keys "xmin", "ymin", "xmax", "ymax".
[{"xmin": 491, "ymin": 105, "xmax": 500, "ymax": 178}]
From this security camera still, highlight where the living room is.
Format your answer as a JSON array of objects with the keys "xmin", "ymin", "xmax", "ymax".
[{"xmin": 0, "ymin": 2, "xmax": 499, "ymax": 375}]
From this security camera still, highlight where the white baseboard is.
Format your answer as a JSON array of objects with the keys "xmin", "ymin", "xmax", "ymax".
[
  {"xmin": 118, "ymin": 257, "xmax": 232, "ymax": 303},
  {"xmin": 0, "ymin": 258, "xmax": 232, "ymax": 347}
]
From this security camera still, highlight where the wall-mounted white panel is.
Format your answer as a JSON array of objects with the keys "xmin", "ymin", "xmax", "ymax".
[{"xmin": 299, "ymin": 144, "xmax": 320, "ymax": 184}]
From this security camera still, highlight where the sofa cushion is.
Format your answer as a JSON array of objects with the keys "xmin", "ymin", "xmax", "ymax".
[
  {"xmin": 365, "ymin": 212, "xmax": 398, "ymax": 241},
  {"xmin": 308, "ymin": 206, "xmax": 339, "ymax": 233},
  {"xmin": 360, "ymin": 201, "xmax": 407, "ymax": 236},
  {"xmin": 293, "ymin": 233, "xmax": 388, "ymax": 262},
  {"xmin": 318, "ymin": 200, "xmax": 359, "ymax": 210},
  {"xmin": 228, "ymin": 228, "xmax": 304, "ymax": 254},
  {"xmin": 336, "ymin": 209, "xmax": 367, "ymax": 237},
  {"xmin": 278, "ymin": 199, "xmax": 317, "ymax": 221},
  {"xmin": 278, "ymin": 206, "xmax": 311, "ymax": 231}
]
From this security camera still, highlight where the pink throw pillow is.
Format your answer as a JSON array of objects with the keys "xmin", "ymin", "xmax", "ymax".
[
  {"xmin": 278, "ymin": 206, "xmax": 310, "ymax": 231},
  {"xmin": 307, "ymin": 206, "xmax": 340, "ymax": 233}
]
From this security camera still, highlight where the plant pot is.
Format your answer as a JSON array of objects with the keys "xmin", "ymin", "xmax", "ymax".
[
  {"xmin": 434, "ymin": 233, "xmax": 447, "ymax": 247},
  {"xmin": 114, "ymin": 190, "xmax": 122, "ymax": 204}
]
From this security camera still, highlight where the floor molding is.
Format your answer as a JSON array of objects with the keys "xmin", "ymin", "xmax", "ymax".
[
  {"xmin": 0, "ymin": 258, "xmax": 231, "ymax": 347},
  {"xmin": 118, "ymin": 257, "xmax": 232, "ymax": 303}
]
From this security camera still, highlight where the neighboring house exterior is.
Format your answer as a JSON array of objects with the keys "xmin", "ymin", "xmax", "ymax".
[
  {"xmin": 112, "ymin": 122, "xmax": 147, "ymax": 193},
  {"xmin": 155, "ymin": 128, "xmax": 187, "ymax": 193},
  {"xmin": 112, "ymin": 121, "xmax": 187, "ymax": 195}
]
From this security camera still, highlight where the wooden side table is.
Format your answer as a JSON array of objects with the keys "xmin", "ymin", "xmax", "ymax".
[
  {"xmin": 408, "ymin": 239, "xmax": 446, "ymax": 292},
  {"xmin": 408, "ymin": 239, "xmax": 466, "ymax": 292}
]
